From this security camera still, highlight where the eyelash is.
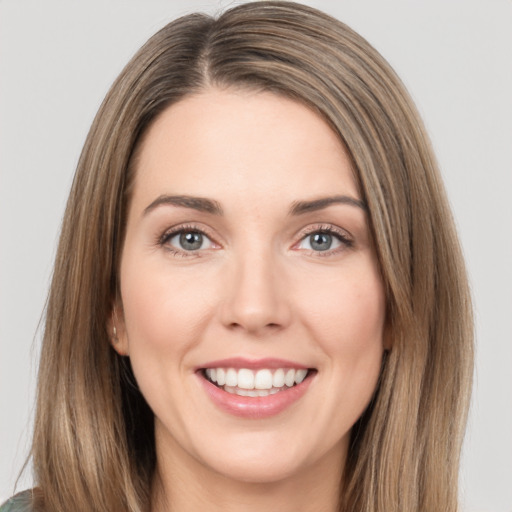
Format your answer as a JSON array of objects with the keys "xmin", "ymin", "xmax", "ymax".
[{"xmin": 157, "ymin": 223, "xmax": 353, "ymax": 258}]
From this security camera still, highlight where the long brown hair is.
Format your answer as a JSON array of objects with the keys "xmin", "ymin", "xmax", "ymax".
[{"xmin": 31, "ymin": 2, "xmax": 473, "ymax": 511}]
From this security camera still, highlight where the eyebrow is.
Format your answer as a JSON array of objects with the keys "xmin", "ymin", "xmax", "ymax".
[
  {"xmin": 143, "ymin": 193, "xmax": 367, "ymax": 217},
  {"xmin": 143, "ymin": 195, "xmax": 224, "ymax": 216},
  {"xmin": 289, "ymin": 195, "xmax": 367, "ymax": 215}
]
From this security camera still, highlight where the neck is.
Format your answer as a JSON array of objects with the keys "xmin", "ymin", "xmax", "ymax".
[{"xmin": 151, "ymin": 439, "xmax": 345, "ymax": 512}]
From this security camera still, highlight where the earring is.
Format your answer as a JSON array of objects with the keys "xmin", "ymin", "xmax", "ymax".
[{"xmin": 112, "ymin": 304, "xmax": 120, "ymax": 343}]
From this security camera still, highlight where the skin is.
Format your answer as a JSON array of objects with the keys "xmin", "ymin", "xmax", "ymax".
[{"xmin": 114, "ymin": 88, "xmax": 387, "ymax": 512}]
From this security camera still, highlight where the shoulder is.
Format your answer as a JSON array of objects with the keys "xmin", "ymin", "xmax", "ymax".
[{"xmin": 0, "ymin": 490, "xmax": 35, "ymax": 512}]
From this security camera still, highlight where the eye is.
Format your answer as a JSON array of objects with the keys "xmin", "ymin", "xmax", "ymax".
[
  {"xmin": 295, "ymin": 226, "xmax": 352, "ymax": 254},
  {"xmin": 161, "ymin": 228, "xmax": 215, "ymax": 253},
  {"xmin": 298, "ymin": 232, "xmax": 341, "ymax": 252}
]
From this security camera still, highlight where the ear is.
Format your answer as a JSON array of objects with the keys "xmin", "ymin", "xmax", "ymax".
[{"xmin": 108, "ymin": 303, "xmax": 130, "ymax": 356}]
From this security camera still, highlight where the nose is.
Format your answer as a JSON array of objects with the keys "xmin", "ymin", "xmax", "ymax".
[{"xmin": 219, "ymin": 251, "xmax": 291, "ymax": 335}]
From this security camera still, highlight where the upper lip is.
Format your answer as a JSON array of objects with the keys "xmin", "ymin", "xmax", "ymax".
[{"xmin": 196, "ymin": 357, "xmax": 312, "ymax": 371}]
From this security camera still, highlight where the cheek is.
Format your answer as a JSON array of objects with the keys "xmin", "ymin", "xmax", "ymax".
[
  {"xmin": 119, "ymin": 257, "xmax": 216, "ymax": 419},
  {"xmin": 293, "ymin": 258, "xmax": 386, "ymax": 417},
  {"xmin": 297, "ymin": 262, "xmax": 386, "ymax": 355},
  {"xmin": 120, "ymin": 256, "xmax": 215, "ymax": 356},
  {"xmin": 306, "ymin": 263, "xmax": 386, "ymax": 424}
]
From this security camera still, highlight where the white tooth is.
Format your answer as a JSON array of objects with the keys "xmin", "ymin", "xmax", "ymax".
[
  {"xmin": 225, "ymin": 368, "xmax": 237, "ymax": 387},
  {"xmin": 254, "ymin": 369, "xmax": 273, "ymax": 389},
  {"xmin": 247, "ymin": 390, "xmax": 259, "ymax": 397},
  {"xmin": 269, "ymin": 388, "xmax": 280, "ymax": 395},
  {"xmin": 205, "ymin": 368, "xmax": 212, "ymax": 380},
  {"xmin": 237, "ymin": 369, "xmax": 255, "ymax": 389},
  {"xmin": 272, "ymin": 369, "xmax": 285, "ymax": 388},
  {"xmin": 210, "ymin": 368, "xmax": 217, "ymax": 382},
  {"xmin": 235, "ymin": 388, "xmax": 248, "ymax": 396},
  {"xmin": 216, "ymin": 368, "xmax": 226, "ymax": 386},
  {"xmin": 224, "ymin": 386, "xmax": 235, "ymax": 394},
  {"xmin": 257, "ymin": 389, "xmax": 270, "ymax": 397},
  {"xmin": 284, "ymin": 369, "xmax": 296, "ymax": 387},
  {"xmin": 295, "ymin": 369, "xmax": 308, "ymax": 384}
]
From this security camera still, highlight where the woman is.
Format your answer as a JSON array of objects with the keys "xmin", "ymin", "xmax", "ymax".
[{"xmin": 1, "ymin": 1, "xmax": 473, "ymax": 511}]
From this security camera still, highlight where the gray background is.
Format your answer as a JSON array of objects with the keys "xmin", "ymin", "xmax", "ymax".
[{"xmin": 1, "ymin": 1, "xmax": 511, "ymax": 510}]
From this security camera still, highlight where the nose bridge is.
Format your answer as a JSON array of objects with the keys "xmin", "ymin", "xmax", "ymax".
[{"xmin": 220, "ymin": 241, "xmax": 290, "ymax": 334}]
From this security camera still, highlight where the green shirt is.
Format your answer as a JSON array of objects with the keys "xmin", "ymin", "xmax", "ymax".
[{"xmin": 0, "ymin": 491, "xmax": 33, "ymax": 512}]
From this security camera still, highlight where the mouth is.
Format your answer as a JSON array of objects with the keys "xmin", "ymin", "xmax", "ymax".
[{"xmin": 200, "ymin": 366, "xmax": 317, "ymax": 398}]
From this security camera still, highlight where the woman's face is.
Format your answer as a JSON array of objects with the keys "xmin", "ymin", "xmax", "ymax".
[{"xmin": 117, "ymin": 88, "xmax": 386, "ymax": 485}]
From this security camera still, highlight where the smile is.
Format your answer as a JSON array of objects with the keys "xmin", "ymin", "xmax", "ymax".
[
  {"xmin": 197, "ymin": 360, "xmax": 317, "ymax": 419},
  {"xmin": 203, "ymin": 367, "xmax": 310, "ymax": 397}
]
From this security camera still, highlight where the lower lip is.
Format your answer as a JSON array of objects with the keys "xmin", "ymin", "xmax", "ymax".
[{"xmin": 198, "ymin": 372, "xmax": 314, "ymax": 419}]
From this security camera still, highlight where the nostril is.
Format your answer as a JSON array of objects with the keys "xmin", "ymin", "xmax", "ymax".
[{"xmin": 227, "ymin": 321, "xmax": 283, "ymax": 335}]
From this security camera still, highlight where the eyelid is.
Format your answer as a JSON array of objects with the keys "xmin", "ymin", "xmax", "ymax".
[{"xmin": 299, "ymin": 223, "xmax": 352, "ymax": 239}]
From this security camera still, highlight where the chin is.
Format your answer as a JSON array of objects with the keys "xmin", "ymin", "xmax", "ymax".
[
  {"xmin": 208, "ymin": 455, "xmax": 306, "ymax": 485},
  {"xmin": 191, "ymin": 429, "xmax": 336, "ymax": 486}
]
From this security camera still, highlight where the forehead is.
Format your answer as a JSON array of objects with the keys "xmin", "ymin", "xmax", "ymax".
[{"xmin": 132, "ymin": 88, "xmax": 360, "ymax": 209}]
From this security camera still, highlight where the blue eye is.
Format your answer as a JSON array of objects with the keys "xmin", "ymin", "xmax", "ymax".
[
  {"xmin": 166, "ymin": 230, "xmax": 213, "ymax": 252},
  {"xmin": 309, "ymin": 233, "xmax": 335, "ymax": 251},
  {"xmin": 297, "ymin": 229, "xmax": 349, "ymax": 252}
]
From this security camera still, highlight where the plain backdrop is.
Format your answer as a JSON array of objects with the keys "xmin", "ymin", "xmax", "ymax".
[{"xmin": 1, "ymin": 1, "xmax": 511, "ymax": 510}]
